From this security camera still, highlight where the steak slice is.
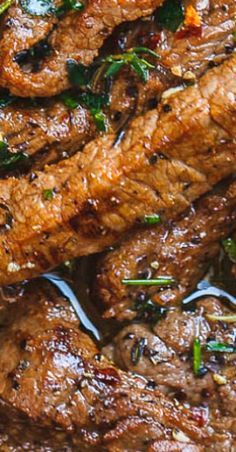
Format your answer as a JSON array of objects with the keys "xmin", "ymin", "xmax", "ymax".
[
  {"xmin": 0, "ymin": 99, "xmax": 96, "ymax": 173},
  {"xmin": 0, "ymin": 279, "xmax": 209, "ymax": 450},
  {"xmin": 103, "ymin": 297, "xmax": 236, "ymax": 450},
  {"xmin": 96, "ymin": 180, "xmax": 236, "ymax": 320},
  {"xmin": 0, "ymin": 56, "xmax": 235, "ymax": 286},
  {"xmin": 0, "ymin": 0, "xmax": 234, "ymax": 171},
  {"xmin": 0, "ymin": 0, "xmax": 163, "ymax": 97}
]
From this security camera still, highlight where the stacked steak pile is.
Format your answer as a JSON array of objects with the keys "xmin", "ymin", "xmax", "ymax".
[{"xmin": 0, "ymin": 0, "xmax": 234, "ymax": 449}]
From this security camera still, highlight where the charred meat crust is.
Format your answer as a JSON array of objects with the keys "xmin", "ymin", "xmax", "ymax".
[
  {"xmin": 0, "ymin": 0, "xmax": 163, "ymax": 97},
  {"xmin": 0, "ymin": 56, "xmax": 234, "ymax": 285},
  {"xmin": 0, "ymin": 280, "xmax": 209, "ymax": 450},
  {"xmin": 96, "ymin": 180, "xmax": 236, "ymax": 320}
]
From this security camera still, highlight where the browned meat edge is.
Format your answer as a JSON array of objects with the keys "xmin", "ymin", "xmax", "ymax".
[
  {"xmin": 96, "ymin": 180, "xmax": 236, "ymax": 320},
  {"xmin": 0, "ymin": 0, "xmax": 234, "ymax": 170},
  {"xmin": 0, "ymin": 0, "xmax": 163, "ymax": 97},
  {"xmin": 0, "ymin": 281, "xmax": 210, "ymax": 450}
]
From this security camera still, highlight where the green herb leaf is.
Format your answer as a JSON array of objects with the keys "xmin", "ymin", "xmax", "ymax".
[
  {"xmin": 134, "ymin": 298, "xmax": 167, "ymax": 323},
  {"xmin": 43, "ymin": 189, "xmax": 54, "ymax": 201},
  {"xmin": 56, "ymin": 0, "xmax": 84, "ymax": 16},
  {"xmin": 90, "ymin": 108, "xmax": 107, "ymax": 132},
  {"xmin": 143, "ymin": 214, "xmax": 161, "ymax": 225},
  {"xmin": 67, "ymin": 59, "xmax": 91, "ymax": 87},
  {"xmin": 193, "ymin": 338, "xmax": 202, "ymax": 376},
  {"xmin": 20, "ymin": 0, "xmax": 55, "ymax": 16},
  {"xmin": 0, "ymin": 141, "xmax": 28, "ymax": 171},
  {"xmin": 156, "ymin": 0, "xmax": 184, "ymax": 32},
  {"xmin": 104, "ymin": 47, "xmax": 159, "ymax": 82},
  {"xmin": 0, "ymin": 0, "xmax": 12, "ymax": 15},
  {"xmin": 206, "ymin": 341, "xmax": 236, "ymax": 353},
  {"xmin": 105, "ymin": 61, "xmax": 125, "ymax": 78},
  {"xmin": 130, "ymin": 337, "xmax": 147, "ymax": 365},
  {"xmin": 60, "ymin": 92, "xmax": 79, "ymax": 109},
  {"xmin": 222, "ymin": 237, "xmax": 236, "ymax": 263},
  {"xmin": 122, "ymin": 277, "xmax": 175, "ymax": 286},
  {"xmin": 131, "ymin": 47, "xmax": 161, "ymax": 58}
]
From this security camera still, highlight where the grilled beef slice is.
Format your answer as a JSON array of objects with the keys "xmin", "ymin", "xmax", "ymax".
[
  {"xmin": 96, "ymin": 180, "xmax": 236, "ymax": 320},
  {"xmin": 0, "ymin": 99, "xmax": 96, "ymax": 172},
  {"xmin": 0, "ymin": 0, "xmax": 163, "ymax": 97},
  {"xmin": 0, "ymin": 0, "xmax": 234, "ymax": 171},
  {"xmin": 0, "ymin": 56, "xmax": 234, "ymax": 286},
  {"xmin": 103, "ymin": 297, "xmax": 236, "ymax": 450},
  {"xmin": 110, "ymin": 0, "xmax": 236, "ymax": 117},
  {"xmin": 0, "ymin": 280, "xmax": 209, "ymax": 451}
]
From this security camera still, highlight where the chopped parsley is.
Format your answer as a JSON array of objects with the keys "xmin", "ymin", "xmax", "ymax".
[
  {"xmin": 193, "ymin": 338, "xmax": 202, "ymax": 376},
  {"xmin": 60, "ymin": 90, "xmax": 109, "ymax": 131},
  {"xmin": 122, "ymin": 276, "xmax": 175, "ymax": 286},
  {"xmin": 206, "ymin": 341, "xmax": 236, "ymax": 353},
  {"xmin": 143, "ymin": 214, "xmax": 161, "ymax": 225},
  {"xmin": 43, "ymin": 188, "xmax": 54, "ymax": 200},
  {"xmin": 0, "ymin": 0, "xmax": 12, "ymax": 15},
  {"xmin": 156, "ymin": 0, "xmax": 184, "ymax": 32}
]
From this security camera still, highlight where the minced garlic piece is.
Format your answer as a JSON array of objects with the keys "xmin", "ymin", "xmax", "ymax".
[{"xmin": 213, "ymin": 374, "xmax": 227, "ymax": 385}]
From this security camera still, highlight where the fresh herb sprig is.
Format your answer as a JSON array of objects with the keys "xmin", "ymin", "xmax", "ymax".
[
  {"xmin": 206, "ymin": 341, "xmax": 236, "ymax": 353},
  {"xmin": 134, "ymin": 298, "xmax": 167, "ymax": 323},
  {"xmin": 0, "ymin": 141, "xmax": 28, "ymax": 171},
  {"xmin": 104, "ymin": 47, "xmax": 160, "ymax": 83},
  {"xmin": 122, "ymin": 276, "xmax": 175, "ymax": 286}
]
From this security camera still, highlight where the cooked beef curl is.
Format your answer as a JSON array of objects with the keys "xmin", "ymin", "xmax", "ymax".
[
  {"xmin": 110, "ymin": 0, "xmax": 236, "ymax": 116},
  {"xmin": 103, "ymin": 296, "xmax": 236, "ymax": 450},
  {"xmin": 96, "ymin": 180, "xmax": 236, "ymax": 320},
  {"xmin": 0, "ymin": 100, "xmax": 96, "ymax": 172},
  {"xmin": 0, "ymin": 280, "xmax": 209, "ymax": 451},
  {"xmin": 0, "ymin": 0, "xmax": 234, "ymax": 171},
  {"xmin": 0, "ymin": 56, "xmax": 234, "ymax": 286},
  {"xmin": 0, "ymin": 0, "xmax": 163, "ymax": 97}
]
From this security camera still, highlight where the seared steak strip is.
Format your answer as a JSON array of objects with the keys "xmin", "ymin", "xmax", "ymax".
[
  {"xmin": 103, "ymin": 297, "xmax": 236, "ymax": 450},
  {"xmin": 96, "ymin": 180, "xmax": 236, "ymax": 320},
  {"xmin": 0, "ymin": 56, "xmax": 235, "ymax": 286},
  {"xmin": 0, "ymin": 280, "xmax": 209, "ymax": 450},
  {"xmin": 110, "ymin": 0, "xmax": 236, "ymax": 117},
  {"xmin": 0, "ymin": 0, "xmax": 163, "ymax": 97},
  {"xmin": 0, "ymin": 99, "xmax": 96, "ymax": 172},
  {"xmin": 0, "ymin": 0, "xmax": 235, "ymax": 171}
]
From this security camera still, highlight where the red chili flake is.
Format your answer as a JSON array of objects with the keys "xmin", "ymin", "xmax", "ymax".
[
  {"xmin": 137, "ymin": 32, "xmax": 161, "ymax": 50},
  {"xmin": 94, "ymin": 367, "xmax": 121, "ymax": 385},
  {"xmin": 190, "ymin": 406, "xmax": 208, "ymax": 427},
  {"xmin": 176, "ymin": 25, "xmax": 202, "ymax": 39}
]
